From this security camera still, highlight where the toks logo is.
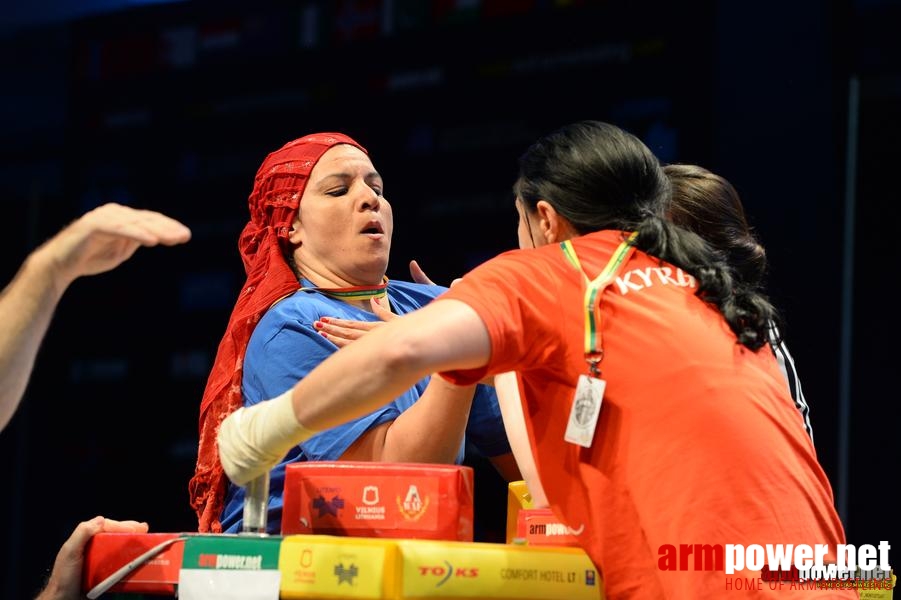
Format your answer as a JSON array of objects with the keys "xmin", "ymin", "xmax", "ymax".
[{"xmin": 418, "ymin": 561, "xmax": 479, "ymax": 587}]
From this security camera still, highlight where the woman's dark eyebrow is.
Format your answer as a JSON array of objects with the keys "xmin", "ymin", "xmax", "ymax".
[
  {"xmin": 315, "ymin": 171, "xmax": 382, "ymax": 188},
  {"xmin": 317, "ymin": 173, "xmax": 351, "ymax": 184}
]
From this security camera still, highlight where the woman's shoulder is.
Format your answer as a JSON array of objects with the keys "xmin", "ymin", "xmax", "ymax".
[{"xmin": 255, "ymin": 289, "xmax": 369, "ymax": 333}]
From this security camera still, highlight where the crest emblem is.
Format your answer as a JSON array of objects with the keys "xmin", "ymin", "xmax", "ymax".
[
  {"xmin": 362, "ymin": 485, "xmax": 379, "ymax": 506},
  {"xmin": 300, "ymin": 549, "xmax": 313, "ymax": 568},
  {"xmin": 396, "ymin": 484, "xmax": 429, "ymax": 520}
]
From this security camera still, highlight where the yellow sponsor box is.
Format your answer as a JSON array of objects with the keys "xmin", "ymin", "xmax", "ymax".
[
  {"xmin": 396, "ymin": 539, "xmax": 603, "ymax": 600},
  {"xmin": 279, "ymin": 534, "xmax": 399, "ymax": 599},
  {"xmin": 505, "ymin": 480, "xmax": 533, "ymax": 544}
]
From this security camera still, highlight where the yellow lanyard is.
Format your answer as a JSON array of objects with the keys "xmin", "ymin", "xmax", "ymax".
[{"xmin": 561, "ymin": 232, "xmax": 637, "ymax": 376}]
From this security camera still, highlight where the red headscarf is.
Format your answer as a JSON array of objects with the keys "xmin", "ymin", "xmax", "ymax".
[{"xmin": 189, "ymin": 132, "xmax": 367, "ymax": 532}]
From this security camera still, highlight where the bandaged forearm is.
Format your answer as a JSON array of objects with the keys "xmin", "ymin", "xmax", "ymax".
[{"xmin": 217, "ymin": 390, "xmax": 318, "ymax": 486}]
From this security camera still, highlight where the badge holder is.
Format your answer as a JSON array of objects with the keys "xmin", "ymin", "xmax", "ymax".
[{"xmin": 559, "ymin": 233, "xmax": 636, "ymax": 449}]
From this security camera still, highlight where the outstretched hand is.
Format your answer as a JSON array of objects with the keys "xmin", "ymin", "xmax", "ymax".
[
  {"xmin": 43, "ymin": 203, "xmax": 192, "ymax": 287},
  {"xmin": 0, "ymin": 203, "xmax": 191, "ymax": 434}
]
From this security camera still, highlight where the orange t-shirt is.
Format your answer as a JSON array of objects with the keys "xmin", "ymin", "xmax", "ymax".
[{"xmin": 440, "ymin": 230, "xmax": 851, "ymax": 598}]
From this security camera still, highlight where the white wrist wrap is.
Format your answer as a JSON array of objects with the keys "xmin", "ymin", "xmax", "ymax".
[{"xmin": 217, "ymin": 390, "xmax": 318, "ymax": 486}]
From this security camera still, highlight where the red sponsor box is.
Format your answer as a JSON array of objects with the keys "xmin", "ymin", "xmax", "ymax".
[
  {"xmin": 282, "ymin": 461, "xmax": 474, "ymax": 541},
  {"xmin": 517, "ymin": 508, "xmax": 581, "ymax": 547},
  {"xmin": 82, "ymin": 532, "xmax": 185, "ymax": 596}
]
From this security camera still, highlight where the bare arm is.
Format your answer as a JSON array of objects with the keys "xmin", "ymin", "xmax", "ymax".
[
  {"xmin": 0, "ymin": 203, "xmax": 191, "ymax": 431},
  {"xmin": 218, "ymin": 299, "xmax": 491, "ymax": 485},
  {"xmin": 296, "ymin": 299, "xmax": 490, "ymax": 433},
  {"xmin": 317, "ymin": 297, "xmax": 477, "ymax": 465},
  {"xmin": 340, "ymin": 376, "xmax": 476, "ymax": 464},
  {"xmin": 0, "ymin": 247, "xmax": 68, "ymax": 431}
]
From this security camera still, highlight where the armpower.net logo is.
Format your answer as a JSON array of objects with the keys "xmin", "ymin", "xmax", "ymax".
[{"xmin": 657, "ymin": 541, "xmax": 894, "ymax": 592}]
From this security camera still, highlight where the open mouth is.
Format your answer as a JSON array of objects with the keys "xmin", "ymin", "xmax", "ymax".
[{"xmin": 361, "ymin": 221, "xmax": 384, "ymax": 235}]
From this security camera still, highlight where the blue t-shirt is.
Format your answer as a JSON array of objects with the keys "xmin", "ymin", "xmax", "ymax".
[{"xmin": 220, "ymin": 279, "xmax": 510, "ymax": 533}]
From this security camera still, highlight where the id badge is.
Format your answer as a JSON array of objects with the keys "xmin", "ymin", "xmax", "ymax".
[{"xmin": 564, "ymin": 375, "xmax": 606, "ymax": 448}]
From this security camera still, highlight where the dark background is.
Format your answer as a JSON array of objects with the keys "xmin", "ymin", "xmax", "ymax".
[{"xmin": 0, "ymin": 0, "xmax": 897, "ymax": 597}]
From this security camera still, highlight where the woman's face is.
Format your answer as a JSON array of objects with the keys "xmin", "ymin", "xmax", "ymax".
[{"xmin": 288, "ymin": 144, "xmax": 393, "ymax": 286}]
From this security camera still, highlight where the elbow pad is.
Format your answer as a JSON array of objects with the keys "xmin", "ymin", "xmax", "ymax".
[{"xmin": 217, "ymin": 390, "xmax": 318, "ymax": 486}]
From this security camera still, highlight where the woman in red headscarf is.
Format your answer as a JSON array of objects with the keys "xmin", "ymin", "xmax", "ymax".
[{"xmin": 189, "ymin": 132, "xmax": 518, "ymax": 533}]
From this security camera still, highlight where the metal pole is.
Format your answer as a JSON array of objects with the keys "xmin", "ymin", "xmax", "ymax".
[{"xmin": 241, "ymin": 473, "xmax": 270, "ymax": 535}]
